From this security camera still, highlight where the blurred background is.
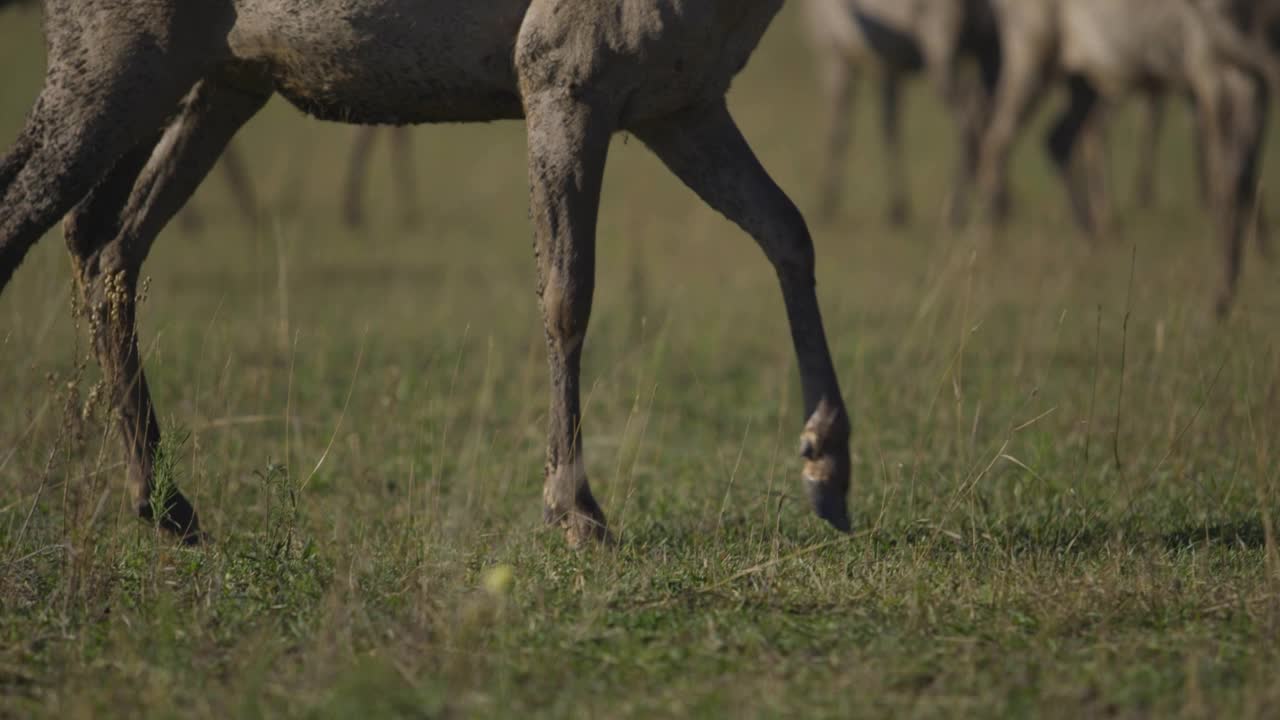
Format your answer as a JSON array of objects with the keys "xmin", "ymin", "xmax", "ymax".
[
  {"xmin": 1, "ymin": 0, "xmax": 1274, "ymax": 565},
  {"xmin": 3, "ymin": 3, "xmax": 1280, "ymax": 714}
]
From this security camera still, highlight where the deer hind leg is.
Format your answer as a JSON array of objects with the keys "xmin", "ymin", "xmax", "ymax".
[
  {"xmin": 0, "ymin": 25, "xmax": 220, "ymax": 295},
  {"xmin": 635, "ymin": 101, "xmax": 852, "ymax": 533},
  {"xmin": 523, "ymin": 91, "xmax": 613, "ymax": 546},
  {"xmin": 65, "ymin": 76, "xmax": 271, "ymax": 542}
]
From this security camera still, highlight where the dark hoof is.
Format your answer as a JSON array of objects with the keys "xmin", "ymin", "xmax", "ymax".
[
  {"xmin": 799, "ymin": 400, "xmax": 852, "ymax": 534},
  {"xmin": 805, "ymin": 477, "xmax": 852, "ymax": 533},
  {"xmin": 545, "ymin": 489, "xmax": 612, "ymax": 547}
]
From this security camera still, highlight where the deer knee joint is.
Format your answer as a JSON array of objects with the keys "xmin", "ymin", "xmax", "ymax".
[
  {"xmin": 763, "ymin": 202, "xmax": 816, "ymax": 279},
  {"xmin": 539, "ymin": 273, "xmax": 588, "ymax": 355}
]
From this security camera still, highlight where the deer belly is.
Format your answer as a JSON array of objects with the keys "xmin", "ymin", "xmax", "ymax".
[{"xmin": 231, "ymin": 0, "xmax": 528, "ymax": 123}]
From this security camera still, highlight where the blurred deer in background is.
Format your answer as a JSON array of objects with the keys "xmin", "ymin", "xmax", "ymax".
[
  {"xmin": 806, "ymin": 0, "xmax": 1002, "ymax": 228},
  {"xmin": 977, "ymin": 0, "xmax": 1280, "ymax": 315},
  {"xmin": 189, "ymin": 128, "xmax": 423, "ymax": 231},
  {"xmin": 342, "ymin": 126, "xmax": 420, "ymax": 228}
]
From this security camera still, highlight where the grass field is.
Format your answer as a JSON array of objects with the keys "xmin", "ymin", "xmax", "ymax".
[{"xmin": 4, "ymin": 4, "xmax": 1280, "ymax": 718}]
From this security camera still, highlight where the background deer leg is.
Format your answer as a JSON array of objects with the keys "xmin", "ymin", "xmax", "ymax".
[
  {"xmin": 1134, "ymin": 91, "xmax": 1165, "ymax": 210},
  {"xmin": 389, "ymin": 127, "xmax": 421, "ymax": 229},
  {"xmin": 816, "ymin": 50, "xmax": 859, "ymax": 223},
  {"xmin": 1045, "ymin": 75, "xmax": 1103, "ymax": 239},
  {"xmin": 880, "ymin": 68, "xmax": 911, "ymax": 227},
  {"xmin": 343, "ymin": 126, "xmax": 380, "ymax": 228},
  {"xmin": 977, "ymin": 28, "xmax": 1050, "ymax": 230}
]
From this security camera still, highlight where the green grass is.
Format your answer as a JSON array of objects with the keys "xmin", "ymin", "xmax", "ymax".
[{"xmin": 4, "ymin": 4, "xmax": 1280, "ymax": 717}]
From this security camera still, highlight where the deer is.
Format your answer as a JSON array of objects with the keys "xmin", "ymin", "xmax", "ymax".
[
  {"xmin": 806, "ymin": 0, "xmax": 1003, "ymax": 228},
  {"xmin": 0, "ymin": 0, "xmax": 855, "ymax": 545},
  {"xmin": 976, "ymin": 0, "xmax": 1280, "ymax": 315}
]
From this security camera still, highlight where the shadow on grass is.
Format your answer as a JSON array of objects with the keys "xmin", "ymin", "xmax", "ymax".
[
  {"xmin": 1161, "ymin": 519, "xmax": 1271, "ymax": 551},
  {"xmin": 618, "ymin": 511, "xmax": 1274, "ymax": 560}
]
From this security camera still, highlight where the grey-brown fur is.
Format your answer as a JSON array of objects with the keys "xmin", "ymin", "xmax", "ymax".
[
  {"xmin": 0, "ymin": 0, "xmax": 853, "ymax": 543},
  {"xmin": 977, "ymin": 0, "xmax": 1279, "ymax": 315},
  {"xmin": 811, "ymin": 0, "xmax": 1002, "ymax": 227}
]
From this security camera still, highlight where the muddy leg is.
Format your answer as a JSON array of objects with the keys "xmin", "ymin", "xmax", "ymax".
[
  {"xmin": 343, "ymin": 126, "xmax": 380, "ymax": 228},
  {"xmin": 1, "ymin": 66, "xmax": 204, "ymax": 294},
  {"xmin": 880, "ymin": 69, "xmax": 911, "ymax": 227},
  {"xmin": 64, "ymin": 77, "xmax": 271, "ymax": 541},
  {"xmin": 636, "ymin": 101, "xmax": 852, "ymax": 532},
  {"xmin": 523, "ymin": 93, "xmax": 612, "ymax": 545}
]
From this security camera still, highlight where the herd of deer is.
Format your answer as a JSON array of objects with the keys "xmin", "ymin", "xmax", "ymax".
[
  {"xmin": 808, "ymin": 0, "xmax": 1280, "ymax": 319},
  {"xmin": 0, "ymin": 0, "xmax": 1277, "ymax": 545}
]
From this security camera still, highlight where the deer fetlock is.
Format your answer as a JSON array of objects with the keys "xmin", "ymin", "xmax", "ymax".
[
  {"xmin": 799, "ymin": 399, "xmax": 853, "ymax": 533},
  {"xmin": 542, "ymin": 455, "xmax": 609, "ymax": 547}
]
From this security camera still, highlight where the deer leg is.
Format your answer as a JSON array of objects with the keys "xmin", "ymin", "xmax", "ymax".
[
  {"xmin": 949, "ymin": 80, "xmax": 983, "ymax": 230},
  {"xmin": 1084, "ymin": 108, "xmax": 1114, "ymax": 239},
  {"xmin": 389, "ymin": 127, "xmax": 421, "ymax": 229},
  {"xmin": 635, "ymin": 101, "xmax": 852, "ymax": 532},
  {"xmin": 1045, "ymin": 75, "xmax": 1102, "ymax": 239},
  {"xmin": 65, "ymin": 76, "xmax": 270, "ymax": 542},
  {"xmin": 816, "ymin": 52, "xmax": 858, "ymax": 223},
  {"xmin": 1212, "ymin": 71, "xmax": 1268, "ymax": 317},
  {"xmin": 523, "ymin": 92, "xmax": 613, "ymax": 546},
  {"xmin": 343, "ymin": 126, "xmax": 380, "ymax": 228},
  {"xmin": 1244, "ymin": 81, "xmax": 1271, "ymax": 262},
  {"xmin": 932, "ymin": 55, "xmax": 982, "ymax": 229},
  {"xmin": 978, "ymin": 32, "xmax": 1050, "ymax": 229},
  {"xmin": 1134, "ymin": 92, "xmax": 1165, "ymax": 209},
  {"xmin": 0, "ymin": 62, "xmax": 206, "ymax": 295},
  {"xmin": 880, "ymin": 69, "xmax": 911, "ymax": 227},
  {"xmin": 1188, "ymin": 97, "xmax": 1213, "ymax": 208}
]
